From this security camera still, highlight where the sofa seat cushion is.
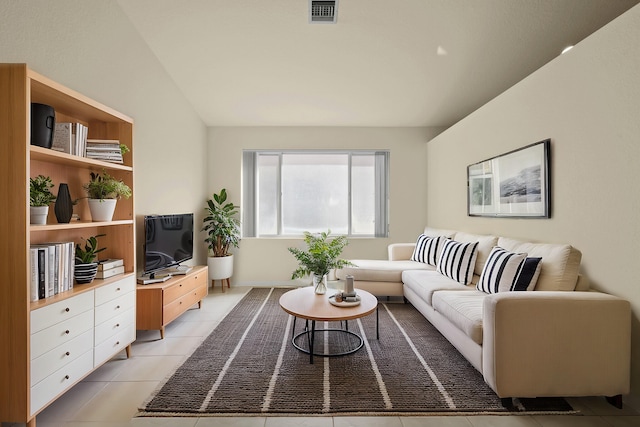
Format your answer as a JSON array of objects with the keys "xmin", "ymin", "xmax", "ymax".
[
  {"xmin": 402, "ymin": 270, "xmax": 475, "ymax": 305},
  {"xmin": 337, "ymin": 260, "xmax": 434, "ymax": 283},
  {"xmin": 432, "ymin": 290, "xmax": 486, "ymax": 345}
]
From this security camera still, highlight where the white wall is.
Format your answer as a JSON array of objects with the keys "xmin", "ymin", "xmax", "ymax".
[
  {"xmin": 426, "ymin": 5, "xmax": 640, "ymax": 397},
  {"xmin": 0, "ymin": 0, "xmax": 208, "ymax": 269},
  {"xmin": 206, "ymin": 126, "xmax": 441, "ymax": 283}
]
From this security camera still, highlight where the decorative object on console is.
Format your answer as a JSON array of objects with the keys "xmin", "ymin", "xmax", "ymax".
[
  {"xmin": 468, "ymin": 139, "xmax": 550, "ymax": 218},
  {"xmin": 29, "ymin": 175, "xmax": 57, "ymax": 225},
  {"xmin": 288, "ymin": 230, "xmax": 354, "ymax": 295},
  {"xmin": 74, "ymin": 234, "xmax": 106, "ymax": 284},
  {"xmin": 203, "ymin": 188, "xmax": 240, "ymax": 288},
  {"xmin": 54, "ymin": 183, "xmax": 74, "ymax": 223},
  {"xmin": 83, "ymin": 169, "xmax": 132, "ymax": 221}
]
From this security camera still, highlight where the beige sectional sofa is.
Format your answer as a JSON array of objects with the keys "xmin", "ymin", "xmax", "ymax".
[{"xmin": 336, "ymin": 227, "xmax": 631, "ymax": 407}]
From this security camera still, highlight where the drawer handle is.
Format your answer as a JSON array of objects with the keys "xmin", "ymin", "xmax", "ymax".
[
  {"xmin": 65, "ymin": 308, "xmax": 70, "ymax": 312},
  {"xmin": 65, "ymin": 351, "xmax": 70, "ymax": 356},
  {"xmin": 116, "ymin": 323, "xmax": 120, "ymax": 328},
  {"xmin": 65, "ymin": 330, "xmax": 70, "ymax": 335},
  {"xmin": 116, "ymin": 341, "xmax": 120, "ymax": 346},
  {"xmin": 64, "ymin": 375, "xmax": 69, "ymax": 380},
  {"xmin": 116, "ymin": 287, "xmax": 121, "ymax": 291},
  {"xmin": 116, "ymin": 305, "xmax": 120, "ymax": 309}
]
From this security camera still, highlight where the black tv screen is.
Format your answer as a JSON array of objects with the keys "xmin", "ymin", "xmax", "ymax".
[{"xmin": 143, "ymin": 213, "xmax": 194, "ymax": 274}]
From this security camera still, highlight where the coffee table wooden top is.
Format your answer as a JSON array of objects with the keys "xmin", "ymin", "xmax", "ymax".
[{"xmin": 279, "ymin": 287, "xmax": 377, "ymax": 322}]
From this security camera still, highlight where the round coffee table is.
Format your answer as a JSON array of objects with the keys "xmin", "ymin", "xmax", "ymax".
[{"xmin": 279, "ymin": 287, "xmax": 378, "ymax": 363}]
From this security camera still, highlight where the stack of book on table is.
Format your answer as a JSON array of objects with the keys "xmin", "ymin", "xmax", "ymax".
[{"xmin": 96, "ymin": 258, "xmax": 125, "ymax": 279}]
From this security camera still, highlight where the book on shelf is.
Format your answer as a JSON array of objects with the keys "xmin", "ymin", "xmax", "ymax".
[
  {"xmin": 30, "ymin": 242, "xmax": 74, "ymax": 301},
  {"xmin": 51, "ymin": 122, "xmax": 88, "ymax": 157},
  {"xmin": 95, "ymin": 265, "xmax": 125, "ymax": 280},
  {"xmin": 86, "ymin": 139, "xmax": 123, "ymax": 163},
  {"xmin": 51, "ymin": 123, "xmax": 73, "ymax": 154},
  {"xmin": 97, "ymin": 258, "xmax": 124, "ymax": 271}
]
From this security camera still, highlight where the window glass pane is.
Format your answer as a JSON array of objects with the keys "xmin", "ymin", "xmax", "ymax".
[
  {"xmin": 257, "ymin": 154, "xmax": 279, "ymax": 235},
  {"xmin": 351, "ymin": 154, "xmax": 375, "ymax": 235},
  {"xmin": 281, "ymin": 153, "xmax": 348, "ymax": 235}
]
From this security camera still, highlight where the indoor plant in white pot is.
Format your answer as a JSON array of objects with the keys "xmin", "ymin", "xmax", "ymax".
[
  {"xmin": 29, "ymin": 175, "xmax": 56, "ymax": 225},
  {"xmin": 74, "ymin": 234, "xmax": 106, "ymax": 284},
  {"xmin": 288, "ymin": 230, "xmax": 354, "ymax": 294},
  {"xmin": 83, "ymin": 170, "xmax": 131, "ymax": 221},
  {"xmin": 203, "ymin": 188, "xmax": 240, "ymax": 287}
]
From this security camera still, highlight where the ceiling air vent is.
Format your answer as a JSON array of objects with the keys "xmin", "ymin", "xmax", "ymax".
[{"xmin": 310, "ymin": 0, "xmax": 338, "ymax": 24}]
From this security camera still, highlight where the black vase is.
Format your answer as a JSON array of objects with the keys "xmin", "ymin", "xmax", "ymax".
[
  {"xmin": 30, "ymin": 103, "xmax": 55, "ymax": 148},
  {"xmin": 54, "ymin": 183, "xmax": 73, "ymax": 223}
]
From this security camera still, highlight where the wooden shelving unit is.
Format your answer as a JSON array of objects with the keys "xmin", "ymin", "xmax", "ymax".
[{"xmin": 0, "ymin": 64, "xmax": 136, "ymax": 427}]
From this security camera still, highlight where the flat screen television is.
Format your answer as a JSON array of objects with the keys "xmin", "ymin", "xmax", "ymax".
[{"xmin": 143, "ymin": 213, "xmax": 194, "ymax": 275}]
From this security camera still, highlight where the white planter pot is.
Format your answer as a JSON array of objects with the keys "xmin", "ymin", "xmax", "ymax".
[
  {"xmin": 208, "ymin": 254, "xmax": 234, "ymax": 280},
  {"xmin": 30, "ymin": 206, "xmax": 49, "ymax": 225},
  {"xmin": 88, "ymin": 199, "xmax": 117, "ymax": 222}
]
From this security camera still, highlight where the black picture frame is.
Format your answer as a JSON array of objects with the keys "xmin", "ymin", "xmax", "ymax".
[{"xmin": 467, "ymin": 139, "xmax": 551, "ymax": 218}]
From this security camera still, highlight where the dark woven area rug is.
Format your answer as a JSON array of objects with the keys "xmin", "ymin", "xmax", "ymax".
[{"xmin": 138, "ymin": 287, "xmax": 576, "ymax": 417}]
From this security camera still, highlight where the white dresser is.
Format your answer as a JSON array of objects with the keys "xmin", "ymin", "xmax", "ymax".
[{"xmin": 29, "ymin": 275, "xmax": 136, "ymax": 416}]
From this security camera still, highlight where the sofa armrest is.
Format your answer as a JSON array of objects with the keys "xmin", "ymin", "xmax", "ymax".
[
  {"xmin": 388, "ymin": 243, "xmax": 415, "ymax": 261},
  {"xmin": 482, "ymin": 291, "xmax": 631, "ymax": 398}
]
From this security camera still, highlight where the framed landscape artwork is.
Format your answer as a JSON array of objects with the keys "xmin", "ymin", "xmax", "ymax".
[{"xmin": 467, "ymin": 139, "xmax": 550, "ymax": 218}]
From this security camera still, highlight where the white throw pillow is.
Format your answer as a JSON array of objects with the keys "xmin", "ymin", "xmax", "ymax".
[
  {"xmin": 477, "ymin": 246, "xmax": 527, "ymax": 293},
  {"xmin": 410, "ymin": 234, "xmax": 442, "ymax": 266},
  {"xmin": 436, "ymin": 239, "xmax": 479, "ymax": 285}
]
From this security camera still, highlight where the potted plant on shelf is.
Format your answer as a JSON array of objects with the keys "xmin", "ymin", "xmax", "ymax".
[
  {"xmin": 288, "ymin": 230, "xmax": 354, "ymax": 295},
  {"xmin": 29, "ymin": 175, "xmax": 56, "ymax": 225},
  {"xmin": 83, "ymin": 170, "xmax": 132, "ymax": 221},
  {"xmin": 74, "ymin": 234, "xmax": 106, "ymax": 284},
  {"xmin": 203, "ymin": 188, "xmax": 240, "ymax": 288}
]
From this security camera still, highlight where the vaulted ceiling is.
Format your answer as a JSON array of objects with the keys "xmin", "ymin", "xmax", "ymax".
[{"xmin": 118, "ymin": 0, "xmax": 639, "ymax": 127}]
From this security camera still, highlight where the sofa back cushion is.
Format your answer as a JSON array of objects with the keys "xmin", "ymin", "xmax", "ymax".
[
  {"xmin": 497, "ymin": 237, "xmax": 582, "ymax": 291},
  {"xmin": 452, "ymin": 231, "xmax": 498, "ymax": 276}
]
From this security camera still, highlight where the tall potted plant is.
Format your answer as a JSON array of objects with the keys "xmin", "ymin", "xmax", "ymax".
[
  {"xmin": 203, "ymin": 189, "xmax": 240, "ymax": 287},
  {"xmin": 29, "ymin": 175, "xmax": 56, "ymax": 224},
  {"xmin": 288, "ymin": 230, "xmax": 354, "ymax": 294},
  {"xmin": 83, "ymin": 170, "xmax": 131, "ymax": 221}
]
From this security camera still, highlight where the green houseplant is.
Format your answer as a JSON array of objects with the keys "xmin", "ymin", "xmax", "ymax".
[
  {"xmin": 83, "ymin": 170, "xmax": 131, "ymax": 221},
  {"xmin": 29, "ymin": 175, "xmax": 56, "ymax": 224},
  {"xmin": 288, "ymin": 230, "xmax": 354, "ymax": 294},
  {"xmin": 203, "ymin": 189, "xmax": 240, "ymax": 288},
  {"xmin": 74, "ymin": 234, "xmax": 106, "ymax": 284}
]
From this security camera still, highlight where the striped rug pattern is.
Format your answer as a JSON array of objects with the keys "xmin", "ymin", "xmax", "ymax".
[{"xmin": 139, "ymin": 287, "xmax": 573, "ymax": 416}]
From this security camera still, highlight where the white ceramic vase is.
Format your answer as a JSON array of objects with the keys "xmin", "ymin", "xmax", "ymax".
[{"xmin": 88, "ymin": 199, "xmax": 117, "ymax": 222}]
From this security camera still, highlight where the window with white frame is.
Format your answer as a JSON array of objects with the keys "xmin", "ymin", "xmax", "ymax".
[{"xmin": 242, "ymin": 150, "xmax": 389, "ymax": 237}]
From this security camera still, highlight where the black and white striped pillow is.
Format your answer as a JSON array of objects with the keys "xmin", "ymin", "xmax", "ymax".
[
  {"xmin": 477, "ymin": 246, "xmax": 527, "ymax": 293},
  {"xmin": 410, "ymin": 234, "xmax": 442, "ymax": 265},
  {"xmin": 512, "ymin": 257, "xmax": 542, "ymax": 291},
  {"xmin": 436, "ymin": 239, "xmax": 479, "ymax": 285}
]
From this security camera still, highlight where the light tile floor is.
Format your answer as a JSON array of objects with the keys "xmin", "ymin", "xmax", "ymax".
[{"xmin": 6, "ymin": 285, "xmax": 638, "ymax": 427}]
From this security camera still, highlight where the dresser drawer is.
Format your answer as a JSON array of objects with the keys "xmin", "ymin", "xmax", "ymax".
[
  {"xmin": 95, "ymin": 291, "xmax": 135, "ymax": 325},
  {"xmin": 94, "ymin": 323, "xmax": 135, "ymax": 367},
  {"xmin": 31, "ymin": 329, "xmax": 93, "ymax": 387},
  {"xmin": 163, "ymin": 273, "xmax": 205, "ymax": 304},
  {"xmin": 95, "ymin": 275, "xmax": 136, "ymax": 306},
  {"xmin": 30, "ymin": 291, "xmax": 94, "ymax": 334},
  {"xmin": 31, "ymin": 308, "xmax": 94, "ymax": 359},
  {"xmin": 95, "ymin": 307, "xmax": 134, "ymax": 346},
  {"xmin": 164, "ymin": 284, "xmax": 207, "ymax": 325},
  {"xmin": 30, "ymin": 349, "xmax": 93, "ymax": 416}
]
